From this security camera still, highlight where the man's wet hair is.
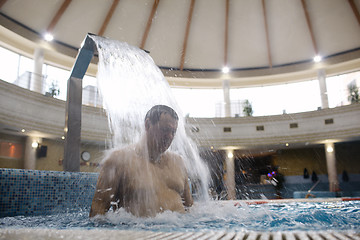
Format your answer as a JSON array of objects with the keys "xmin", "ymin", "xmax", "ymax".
[{"xmin": 145, "ymin": 105, "xmax": 179, "ymax": 124}]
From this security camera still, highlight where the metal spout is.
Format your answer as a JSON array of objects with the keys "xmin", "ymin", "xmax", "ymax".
[{"xmin": 63, "ymin": 33, "xmax": 97, "ymax": 172}]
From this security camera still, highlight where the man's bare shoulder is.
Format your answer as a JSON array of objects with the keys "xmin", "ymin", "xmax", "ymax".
[
  {"xmin": 164, "ymin": 151, "xmax": 182, "ymax": 160},
  {"xmin": 102, "ymin": 145, "xmax": 136, "ymax": 167},
  {"xmin": 163, "ymin": 151, "xmax": 185, "ymax": 168}
]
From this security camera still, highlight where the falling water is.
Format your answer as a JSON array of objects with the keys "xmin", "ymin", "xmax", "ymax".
[{"xmin": 90, "ymin": 35, "xmax": 210, "ymax": 201}]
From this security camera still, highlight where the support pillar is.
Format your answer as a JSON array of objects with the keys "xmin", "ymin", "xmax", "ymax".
[
  {"xmin": 318, "ymin": 69, "xmax": 329, "ymax": 109},
  {"xmin": 31, "ymin": 48, "xmax": 44, "ymax": 93},
  {"xmin": 325, "ymin": 142, "xmax": 339, "ymax": 192},
  {"xmin": 225, "ymin": 149, "xmax": 236, "ymax": 200},
  {"xmin": 223, "ymin": 80, "xmax": 231, "ymax": 117},
  {"xmin": 24, "ymin": 136, "xmax": 39, "ymax": 170}
]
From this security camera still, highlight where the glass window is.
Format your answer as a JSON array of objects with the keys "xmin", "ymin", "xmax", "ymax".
[
  {"xmin": 44, "ymin": 65, "xmax": 70, "ymax": 100},
  {"xmin": 327, "ymin": 71, "xmax": 360, "ymax": 107},
  {"xmin": 82, "ymin": 75, "xmax": 102, "ymax": 107},
  {"xmin": 18, "ymin": 56, "xmax": 34, "ymax": 76},
  {"xmin": 171, "ymin": 88, "xmax": 223, "ymax": 118},
  {"xmin": 171, "ymin": 80, "xmax": 322, "ymax": 118},
  {"xmin": 231, "ymin": 80, "xmax": 321, "ymax": 116},
  {"xmin": 16, "ymin": 56, "xmax": 34, "ymax": 89},
  {"xmin": 0, "ymin": 46, "xmax": 19, "ymax": 83},
  {"xmin": 83, "ymin": 75, "xmax": 97, "ymax": 87}
]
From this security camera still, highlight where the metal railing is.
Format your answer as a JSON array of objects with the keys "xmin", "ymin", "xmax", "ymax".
[{"xmin": 11, "ymin": 71, "xmax": 103, "ymax": 108}]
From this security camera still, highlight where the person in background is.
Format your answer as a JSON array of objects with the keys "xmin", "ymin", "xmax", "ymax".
[{"xmin": 268, "ymin": 167, "xmax": 284, "ymax": 199}]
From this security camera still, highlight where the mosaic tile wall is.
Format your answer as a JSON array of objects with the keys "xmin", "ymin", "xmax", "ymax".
[
  {"xmin": 0, "ymin": 168, "xmax": 99, "ymax": 217},
  {"xmin": 1, "ymin": 168, "xmax": 359, "ymax": 218}
]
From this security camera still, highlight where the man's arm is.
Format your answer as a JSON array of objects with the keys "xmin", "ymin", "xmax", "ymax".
[
  {"xmin": 183, "ymin": 176, "xmax": 193, "ymax": 207},
  {"xmin": 89, "ymin": 160, "xmax": 118, "ymax": 217}
]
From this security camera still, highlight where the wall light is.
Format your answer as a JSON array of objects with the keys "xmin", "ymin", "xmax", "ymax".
[
  {"xmin": 227, "ymin": 152, "xmax": 233, "ymax": 158},
  {"xmin": 31, "ymin": 141, "xmax": 39, "ymax": 149},
  {"xmin": 326, "ymin": 146, "xmax": 334, "ymax": 153}
]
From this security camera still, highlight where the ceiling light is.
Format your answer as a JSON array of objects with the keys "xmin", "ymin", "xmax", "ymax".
[
  {"xmin": 313, "ymin": 55, "xmax": 322, "ymax": 62},
  {"xmin": 21, "ymin": 129, "xmax": 25, "ymax": 133},
  {"xmin": 44, "ymin": 32, "xmax": 54, "ymax": 42},
  {"xmin": 222, "ymin": 66, "xmax": 229, "ymax": 74},
  {"xmin": 227, "ymin": 152, "xmax": 233, "ymax": 158}
]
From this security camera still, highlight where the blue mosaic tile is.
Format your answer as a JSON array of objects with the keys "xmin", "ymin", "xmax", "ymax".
[{"xmin": 0, "ymin": 168, "xmax": 99, "ymax": 217}]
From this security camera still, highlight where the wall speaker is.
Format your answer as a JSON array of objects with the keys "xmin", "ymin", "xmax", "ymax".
[{"xmin": 36, "ymin": 145, "xmax": 47, "ymax": 158}]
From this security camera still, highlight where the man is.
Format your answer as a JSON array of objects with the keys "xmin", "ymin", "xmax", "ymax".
[{"xmin": 90, "ymin": 105, "xmax": 193, "ymax": 217}]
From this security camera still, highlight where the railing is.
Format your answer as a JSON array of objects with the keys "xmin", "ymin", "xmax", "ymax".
[{"xmin": 11, "ymin": 71, "xmax": 103, "ymax": 108}]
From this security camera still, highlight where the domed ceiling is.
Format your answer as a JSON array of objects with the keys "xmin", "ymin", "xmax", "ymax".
[{"xmin": 1, "ymin": 0, "xmax": 360, "ymax": 87}]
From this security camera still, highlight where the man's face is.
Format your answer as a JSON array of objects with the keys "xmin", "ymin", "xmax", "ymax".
[{"xmin": 146, "ymin": 113, "xmax": 178, "ymax": 154}]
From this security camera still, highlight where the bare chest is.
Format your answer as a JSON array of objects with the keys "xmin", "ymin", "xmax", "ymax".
[{"xmin": 126, "ymin": 158, "xmax": 185, "ymax": 195}]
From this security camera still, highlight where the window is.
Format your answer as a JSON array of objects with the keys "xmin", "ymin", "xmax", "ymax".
[
  {"xmin": 231, "ymin": 80, "xmax": 321, "ymax": 116},
  {"xmin": 171, "ymin": 88, "xmax": 223, "ymax": 117},
  {"xmin": 44, "ymin": 65, "xmax": 70, "ymax": 100},
  {"xmin": 0, "ymin": 46, "xmax": 19, "ymax": 83}
]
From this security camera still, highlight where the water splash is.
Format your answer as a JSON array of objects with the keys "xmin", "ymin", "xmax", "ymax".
[
  {"xmin": 90, "ymin": 36, "xmax": 210, "ymax": 200},
  {"xmin": 1, "ymin": 201, "xmax": 359, "ymax": 232}
]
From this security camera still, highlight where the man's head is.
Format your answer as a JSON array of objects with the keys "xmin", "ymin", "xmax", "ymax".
[{"xmin": 145, "ymin": 105, "xmax": 179, "ymax": 155}]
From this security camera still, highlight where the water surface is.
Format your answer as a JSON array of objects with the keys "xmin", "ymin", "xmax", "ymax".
[{"xmin": 1, "ymin": 200, "xmax": 359, "ymax": 232}]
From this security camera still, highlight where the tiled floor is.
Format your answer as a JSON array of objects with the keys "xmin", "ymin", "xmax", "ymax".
[{"xmin": 1, "ymin": 228, "xmax": 359, "ymax": 240}]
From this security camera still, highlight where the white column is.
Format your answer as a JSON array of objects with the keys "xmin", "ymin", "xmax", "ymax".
[
  {"xmin": 223, "ymin": 80, "xmax": 231, "ymax": 117},
  {"xmin": 24, "ymin": 136, "xmax": 39, "ymax": 170},
  {"xmin": 325, "ymin": 142, "xmax": 339, "ymax": 192},
  {"xmin": 225, "ymin": 150, "xmax": 236, "ymax": 200},
  {"xmin": 31, "ymin": 48, "xmax": 44, "ymax": 93},
  {"xmin": 318, "ymin": 69, "xmax": 329, "ymax": 109}
]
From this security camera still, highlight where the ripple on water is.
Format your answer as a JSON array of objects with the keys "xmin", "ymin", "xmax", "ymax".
[{"xmin": 0, "ymin": 201, "xmax": 360, "ymax": 232}]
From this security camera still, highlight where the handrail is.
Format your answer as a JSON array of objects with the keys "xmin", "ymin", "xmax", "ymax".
[{"xmin": 305, "ymin": 180, "xmax": 320, "ymax": 198}]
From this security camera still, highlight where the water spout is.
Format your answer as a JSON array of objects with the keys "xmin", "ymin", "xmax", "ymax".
[
  {"xmin": 64, "ymin": 34, "xmax": 210, "ymax": 201},
  {"xmin": 63, "ymin": 33, "xmax": 97, "ymax": 172}
]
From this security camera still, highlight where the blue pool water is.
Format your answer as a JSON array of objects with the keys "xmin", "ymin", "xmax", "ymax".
[{"xmin": 1, "ymin": 200, "xmax": 359, "ymax": 232}]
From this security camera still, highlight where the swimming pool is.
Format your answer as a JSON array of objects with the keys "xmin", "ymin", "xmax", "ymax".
[
  {"xmin": 1, "ymin": 200, "xmax": 359, "ymax": 233},
  {"xmin": 1, "ymin": 169, "xmax": 359, "ymax": 239}
]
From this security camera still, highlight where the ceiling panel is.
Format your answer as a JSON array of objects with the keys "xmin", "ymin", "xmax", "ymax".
[
  {"xmin": 184, "ymin": 0, "xmax": 225, "ymax": 69},
  {"xmin": 104, "ymin": 0, "xmax": 153, "ymax": 48},
  {"xmin": 228, "ymin": 0, "xmax": 269, "ymax": 69},
  {"xmin": 266, "ymin": 0, "xmax": 314, "ymax": 66},
  {"xmin": 52, "ymin": 0, "xmax": 113, "ymax": 47},
  {"xmin": 307, "ymin": 0, "xmax": 360, "ymax": 56},
  {"xmin": 1, "ymin": 0, "xmax": 359, "ymax": 82},
  {"xmin": 146, "ymin": 0, "xmax": 190, "ymax": 68},
  {"xmin": 2, "ymin": 0, "xmax": 63, "ymax": 33}
]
